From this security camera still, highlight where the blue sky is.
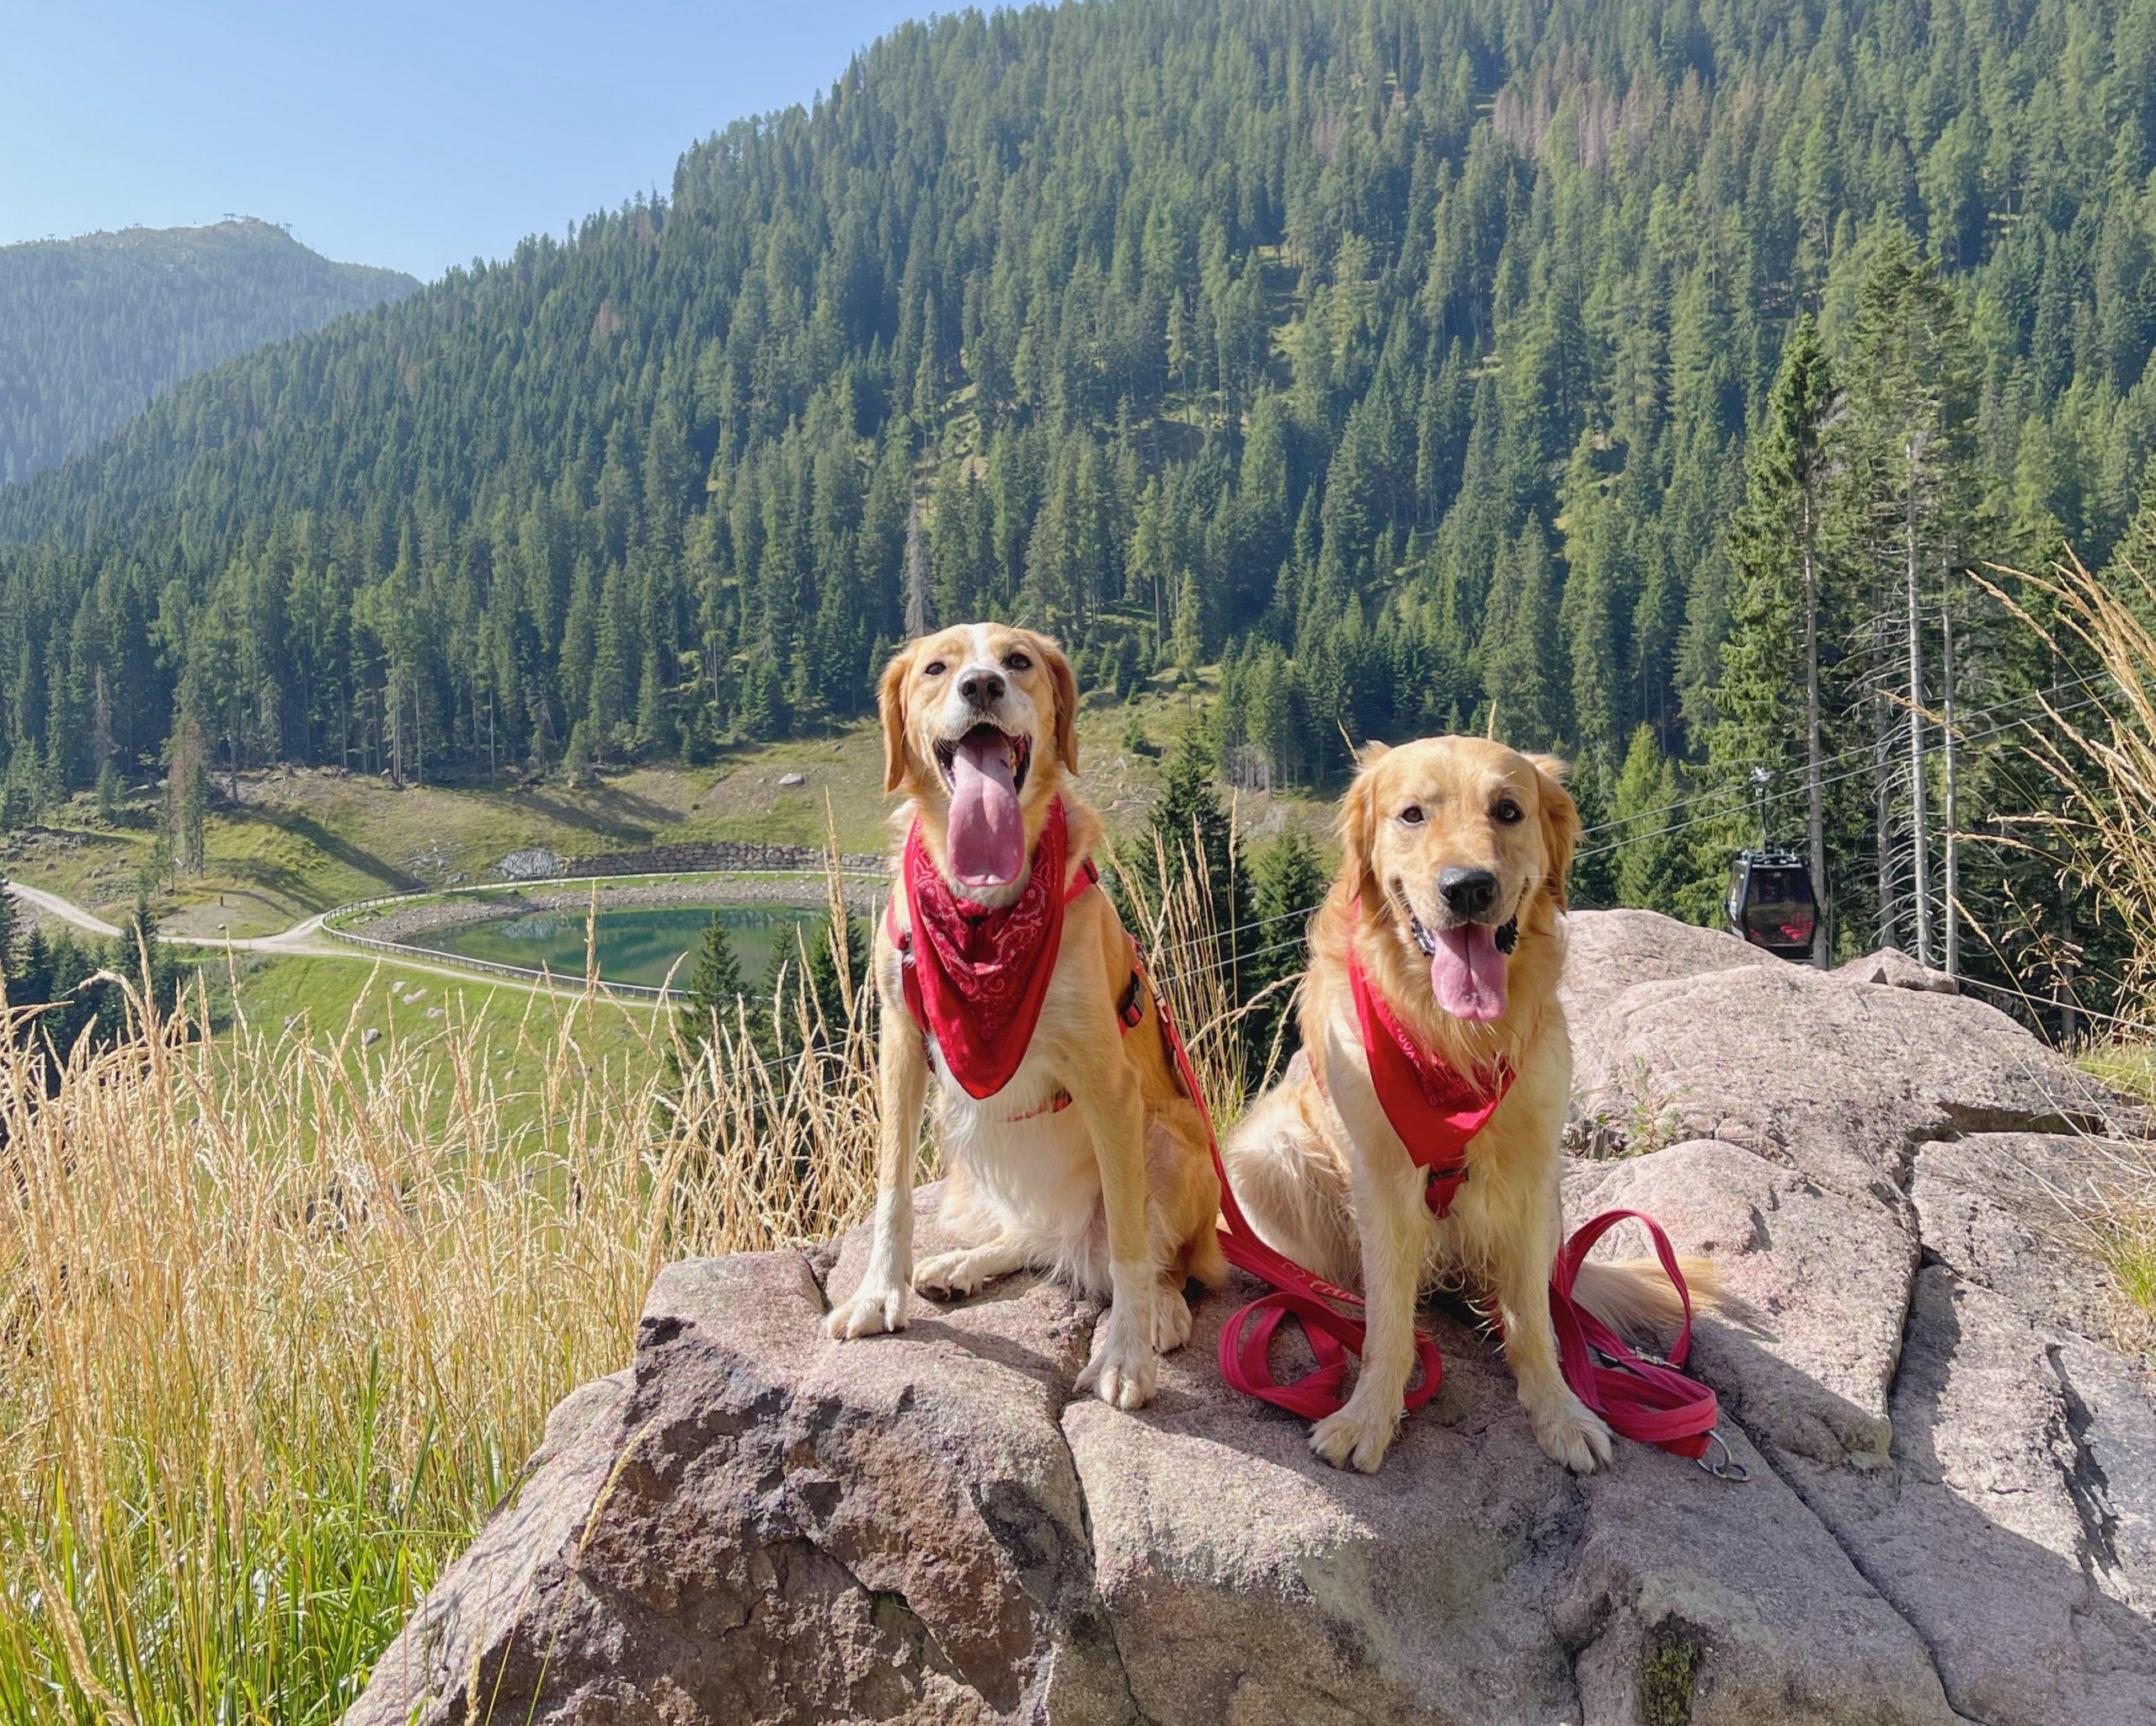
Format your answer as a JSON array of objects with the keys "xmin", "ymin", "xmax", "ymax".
[{"xmin": 3, "ymin": 0, "xmax": 932, "ymax": 280}]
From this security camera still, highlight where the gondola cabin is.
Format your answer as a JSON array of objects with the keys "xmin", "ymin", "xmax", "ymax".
[{"xmin": 1727, "ymin": 847, "xmax": 1818, "ymax": 960}]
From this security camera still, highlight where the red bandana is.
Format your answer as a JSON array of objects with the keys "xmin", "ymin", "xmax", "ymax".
[
  {"xmin": 896, "ymin": 798, "xmax": 1074, "ymax": 1100},
  {"xmin": 1346, "ymin": 904, "xmax": 1513, "ymax": 1216}
]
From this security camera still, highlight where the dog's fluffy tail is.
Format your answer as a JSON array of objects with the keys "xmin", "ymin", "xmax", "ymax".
[{"xmin": 1568, "ymin": 1255, "xmax": 1721, "ymax": 1338}]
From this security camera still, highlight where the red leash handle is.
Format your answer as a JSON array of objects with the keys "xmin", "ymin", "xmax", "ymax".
[{"xmin": 1550, "ymin": 1208, "xmax": 1719, "ymax": 1459}]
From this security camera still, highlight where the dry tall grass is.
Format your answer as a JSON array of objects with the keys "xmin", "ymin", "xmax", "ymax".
[
  {"xmin": 1989, "ymin": 547, "xmax": 2156, "ymax": 1337},
  {"xmin": 1988, "ymin": 550, "xmax": 2156, "ymax": 1015},
  {"xmin": 0, "ymin": 955, "xmax": 882, "ymax": 1723},
  {"xmin": 0, "ymin": 857, "xmax": 1266, "ymax": 1723}
]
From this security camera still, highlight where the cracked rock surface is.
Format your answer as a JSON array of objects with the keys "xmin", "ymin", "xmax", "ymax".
[{"xmin": 346, "ymin": 910, "xmax": 2153, "ymax": 1726}]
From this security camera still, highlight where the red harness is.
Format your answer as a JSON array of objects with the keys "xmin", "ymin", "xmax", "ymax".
[{"xmin": 1192, "ymin": 913, "xmax": 1722, "ymax": 1462}]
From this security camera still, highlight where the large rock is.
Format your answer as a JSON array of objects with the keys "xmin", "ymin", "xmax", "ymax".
[
  {"xmin": 1558, "ymin": 908, "xmax": 1778, "ymax": 1031},
  {"xmin": 1566, "ymin": 925, "xmax": 2111, "ymax": 1203},
  {"xmin": 347, "ymin": 910, "xmax": 2155, "ymax": 1726}
]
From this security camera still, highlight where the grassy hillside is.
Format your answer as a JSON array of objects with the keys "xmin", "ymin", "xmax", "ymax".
[
  {"xmin": 0, "ymin": 217, "xmax": 418, "ymax": 482},
  {"xmin": 3, "ymin": 671, "xmax": 1331, "ymax": 935},
  {"xmin": 203, "ymin": 951, "xmax": 661, "ymax": 1132}
]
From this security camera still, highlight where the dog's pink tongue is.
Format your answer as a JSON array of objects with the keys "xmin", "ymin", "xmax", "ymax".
[
  {"xmin": 1430, "ymin": 923, "xmax": 1508, "ymax": 1022},
  {"xmin": 947, "ymin": 734, "xmax": 1025, "ymax": 889}
]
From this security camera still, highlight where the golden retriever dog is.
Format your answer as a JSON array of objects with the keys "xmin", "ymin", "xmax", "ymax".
[
  {"xmin": 825, "ymin": 623, "xmax": 1224, "ymax": 1408},
  {"xmin": 1222, "ymin": 736, "xmax": 1709, "ymax": 1473}
]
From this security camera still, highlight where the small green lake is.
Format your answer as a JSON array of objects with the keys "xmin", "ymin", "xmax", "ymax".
[{"xmin": 413, "ymin": 903, "xmax": 825, "ymax": 990}]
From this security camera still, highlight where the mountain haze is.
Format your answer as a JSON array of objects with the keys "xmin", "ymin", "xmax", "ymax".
[{"xmin": 0, "ymin": 217, "xmax": 419, "ymax": 483}]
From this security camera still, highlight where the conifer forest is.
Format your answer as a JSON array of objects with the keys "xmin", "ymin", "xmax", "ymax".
[{"xmin": 5, "ymin": 0, "xmax": 2156, "ymax": 997}]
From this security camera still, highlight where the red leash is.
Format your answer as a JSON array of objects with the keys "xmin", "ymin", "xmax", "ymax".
[
  {"xmin": 1548, "ymin": 1208, "xmax": 1721, "ymax": 1460},
  {"xmin": 1149, "ymin": 944, "xmax": 1724, "ymax": 1462}
]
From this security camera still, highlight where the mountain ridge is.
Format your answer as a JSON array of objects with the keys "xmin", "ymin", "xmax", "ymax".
[{"xmin": 0, "ymin": 216, "xmax": 419, "ymax": 483}]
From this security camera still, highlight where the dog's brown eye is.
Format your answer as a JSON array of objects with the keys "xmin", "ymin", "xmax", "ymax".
[
  {"xmin": 924, "ymin": 660, "xmax": 947, "ymax": 677},
  {"xmin": 1493, "ymin": 798, "xmax": 1524, "ymax": 824},
  {"xmin": 1003, "ymin": 652, "xmax": 1032, "ymax": 672},
  {"xmin": 1398, "ymin": 805, "xmax": 1425, "ymax": 825}
]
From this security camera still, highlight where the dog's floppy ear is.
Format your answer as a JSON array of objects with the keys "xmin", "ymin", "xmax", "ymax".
[
  {"xmin": 1034, "ymin": 632, "xmax": 1080, "ymax": 772},
  {"xmin": 1528, "ymin": 753, "xmax": 1580, "ymax": 911},
  {"xmin": 1338, "ymin": 752, "xmax": 1386, "ymax": 906},
  {"xmin": 878, "ymin": 647, "xmax": 914, "ymax": 794}
]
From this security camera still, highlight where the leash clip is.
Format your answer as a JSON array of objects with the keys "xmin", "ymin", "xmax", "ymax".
[{"xmin": 1694, "ymin": 1428, "xmax": 1751, "ymax": 1483}]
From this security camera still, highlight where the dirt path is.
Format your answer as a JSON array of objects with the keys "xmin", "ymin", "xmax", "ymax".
[
  {"xmin": 8, "ymin": 881, "xmax": 123, "ymax": 938},
  {"xmin": 10, "ymin": 882, "xmax": 334, "ymax": 952},
  {"xmin": 5, "ymin": 884, "xmax": 664, "ymax": 1009}
]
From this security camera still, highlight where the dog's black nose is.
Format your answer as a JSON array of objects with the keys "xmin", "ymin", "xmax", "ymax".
[
  {"xmin": 1438, "ymin": 866, "xmax": 1500, "ymax": 919},
  {"xmin": 958, "ymin": 669, "xmax": 1006, "ymax": 710}
]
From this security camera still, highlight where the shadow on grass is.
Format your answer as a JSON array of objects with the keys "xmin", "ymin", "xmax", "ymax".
[
  {"xmin": 220, "ymin": 806, "xmax": 420, "ymax": 904},
  {"xmin": 511, "ymin": 786, "xmax": 675, "ymax": 843}
]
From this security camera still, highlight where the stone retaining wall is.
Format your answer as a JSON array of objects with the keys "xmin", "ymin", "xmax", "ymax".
[{"xmin": 554, "ymin": 839, "xmax": 884, "ymax": 878}]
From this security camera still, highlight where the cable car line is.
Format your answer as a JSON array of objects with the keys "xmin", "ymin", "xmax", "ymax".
[
  {"xmin": 1133, "ymin": 677, "xmax": 2114, "ymax": 966},
  {"xmin": 1572, "ymin": 668, "xmax": 2112, "ymax": 840}
]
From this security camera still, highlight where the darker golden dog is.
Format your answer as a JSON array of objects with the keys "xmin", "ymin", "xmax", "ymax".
[{"xmin": 825, "ymin": 623, "xmax": 1223, "ymax": 1409}]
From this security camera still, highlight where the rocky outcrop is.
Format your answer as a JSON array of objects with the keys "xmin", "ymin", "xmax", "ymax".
[
  {"xmin": 1834, "ymin": 947, "xmax": 1961, "ymax": 994},
  {"xmin": 346, "ymin": 911, "xmax": 2154, "ymax": 1726}
]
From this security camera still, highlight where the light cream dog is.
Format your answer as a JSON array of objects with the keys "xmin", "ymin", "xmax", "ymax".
[
  {"xmin": 1222, "ymin": 736, "xmax": 1713, "ymax": 1473},
  {"xmin": 825, "ymin": 622, "xmax": 1224, "ymax": 1409}
]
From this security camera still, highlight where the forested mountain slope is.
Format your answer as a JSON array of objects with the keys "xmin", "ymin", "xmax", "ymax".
[
  {"xmin": 0, "ymin": 218, "xmax": 419, "ymax": 483},
  {"xmin": 1, "ymin": 0, "xmax": 2153, "ymax": 971}
]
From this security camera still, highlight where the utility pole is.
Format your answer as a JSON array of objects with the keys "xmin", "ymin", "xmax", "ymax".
[
  {"xmin": 1940, "ymin": 603, "xmax": 1959, "ymax": 978},
  {"xmin": 1904, "ymin": 439, "xmax": 1932, "ymax": 967},
  {"xmin": 1801, "ymin": 480, "xmax": 1828, "ymax": 967}
]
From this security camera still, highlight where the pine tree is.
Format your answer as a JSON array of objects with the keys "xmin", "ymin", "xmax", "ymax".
[
  {"xmin": 903, "ymin": 494, "xmax": 933, "ymax": 637},
  {"xmin": 671, "ymin": 911, "xmax": 747, "ymax": 1084},
  {"xmin": 0, "ymin": 862, "xmax": 17, "ymax": 985},
  {"xmin": 1170, "ymin": 569, "xmax": 1206, "ymax": 678},
  {"xmin": 1245, "ymin": 828, "xmax": 1326, "ymax": 1066},
  {"xmin": 1479, "ymin": 525, "xmax": 1563, "ymax": 746},
  {"xmin": 1611, "ymin": 724, "xmax": 1686, "ymax": 916},
  {"xmin": 1129, "ymin": 729, "xmax": 1263, "ymax": 1054},
  {"xmin": 1838, "ymin": 227, "xmax": 1982, "ymax": 962},
  {"xmin": 634, "ymin": 646, "xmax": 669, "ymax": 757},
  {"xmin": 1707, "ymin": 315, "xmax": 1838, "ymax": 964}
]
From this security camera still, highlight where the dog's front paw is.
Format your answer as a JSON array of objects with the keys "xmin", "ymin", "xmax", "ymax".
[
  {"xmin": 1151, "ymin": 1281, "xmax": 1193, "ymax": 1353},
  {"xmin": 1077, "ymin": 1314, "xmax": 1159, "ymax": 1409},
  {"xmin": 914, "ymin": 1249, "xmax": 990, "ymax": 1300},
  {"xmin": 825, "ymin": 1280, "xmax": 908, "ymax": 1340},
  {"xmin": 1310, "ymin": 1395, "xmax": 1400, "ymax": 1473},
  {"xmin": 1529, "ymin": 1391, "xmax": 1613, "ymax": 1473}
]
